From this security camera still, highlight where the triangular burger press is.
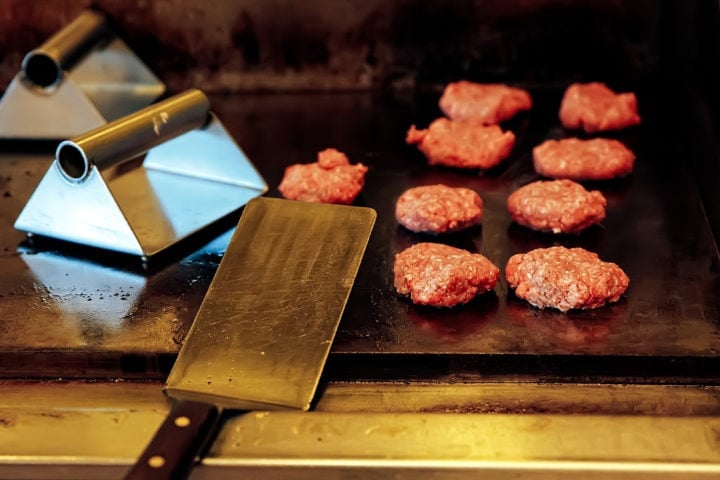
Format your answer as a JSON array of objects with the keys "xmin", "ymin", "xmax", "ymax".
[
  {"xmin": 0, "ymin": 9, "xmax": 165, "ymax": 139},
  {"xmin": 14, "ymin": 89, "xmax": 268, "ymax": 260}
]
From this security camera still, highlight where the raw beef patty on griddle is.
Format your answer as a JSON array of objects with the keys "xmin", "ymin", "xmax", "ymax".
[
  {"xmin": 394, "ymin": 242, "xmax": 499, "ymax": 308},
  {"xmin": 406, "ymin": 118, "xmax": 515, "ymax": 170},
  {"xmin": 505, "ymin": 246, "xmax": 629, "ymax": 312},
  {"xmin": 439, "ymin": 81, "xmax": 532, "ymax": 124},
  {"xmin": 278, "ymin": 148, "xmax": 368, "ymax": 204},
  {"xmin": 533, "ymin": 138, "xmax": 635, "ymax": 180},
  {"xmin": 559, "ymin": 82, "xmax": 641, "ymax": 133},
  {"xmin": 508, "ymin": 179, "xmax": 606, "ymax": 234},
  {"xmin": 396, "ymin": 184, "xmax": 483, "ymax": 234}
]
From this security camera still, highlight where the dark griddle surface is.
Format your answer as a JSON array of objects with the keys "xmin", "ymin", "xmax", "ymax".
[{"xmin": 0, "ymin": 90, "xmax": 719, "ymax": 381}]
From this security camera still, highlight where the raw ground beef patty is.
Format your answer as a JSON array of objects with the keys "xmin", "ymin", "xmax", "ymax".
[
  {"xmin": 406, "ymin": 118, "xmax": 515, "ymax": 169},
  {"xmin": 439, "ymin": 81, "xmax": 533, "ymax": 124},
  {"xmin": 396, "ymin": 185, "xmax": 483, "ymax": 234},
  {"xmin": 505, "ymin": 246, "xmax": 629, "ymax": 312},
  {"xmin": 559, "ymin": 82, "xmax": 641, "ymax": 133},
  {"xmin": 278, "ymin": 148, "xmax": 368, "ymax": 204},
  {"xmin": 507, "ymin": 179, "xmax": 607, "ymax": 234},
  {"xmin": 394, "ymin": 242, "xmax": 499, "ymax": 308},
  {"xmin": 533, "ymin": 137, "xmax": 635, "ymax": 180}
]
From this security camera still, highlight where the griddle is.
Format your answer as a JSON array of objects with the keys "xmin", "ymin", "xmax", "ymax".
[{"xmin": 1, "ymin": 88, "xmax": 719, "ymax": 385}]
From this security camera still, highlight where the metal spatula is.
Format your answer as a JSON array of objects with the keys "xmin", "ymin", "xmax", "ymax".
[{"xmin": 124, "ymin": 197, "xmax": 376, "ymax": 480}]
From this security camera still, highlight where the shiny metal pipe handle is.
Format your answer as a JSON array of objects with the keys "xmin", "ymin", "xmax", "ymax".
[
  {"xmin": 55, "ymin": 89, "xmax": 211, "ymax": 184},
  {"xmin": 21, "ymin": 10, "xmax": 109, "ymax": 88}
]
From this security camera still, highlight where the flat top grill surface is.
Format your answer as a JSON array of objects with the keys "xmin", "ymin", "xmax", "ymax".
[{"xmin": 0, "ymin": 89, "xmax": 719, "ymax": 382}]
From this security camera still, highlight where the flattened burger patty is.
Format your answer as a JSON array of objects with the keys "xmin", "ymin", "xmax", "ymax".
[
  {"xmin": 505, "ymin": 246, "xmax": 629, "ymax": 312},
  {"xmin": 396, "ymin": 185, "xmax": 483, "ymax": 234},
  {"xmin": 394, "ymin": 242, "xmax": 499, "ymax": 308},
  {"xmin": 559, "ymin": 82, "xmax": 641, "ymax": 133},
  {"xmin": 406, "ymin": 118, "xmax": 515, "ymax": 169},
  {"xmin": 439, "ymin": 81, "xmax": 532, "ymax": 124},
  {"xmin": 507, "ymin": 179, "xmax": 606, "ymax": 234},
  {"xmin": 278, "ymin": 148, "xmax": 368, "ymax": 204},
  {"xmin": 533, "ymin": 138, "xmax": 635, "ymax": 180}
]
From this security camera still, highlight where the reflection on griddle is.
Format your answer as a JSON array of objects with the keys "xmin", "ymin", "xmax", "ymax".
[
  {"xmin": 404, "ymin": 292, "xmax": 498, "ymax": 343},
  {"xmin": 20, "ymin": 249, "xmax": 147, "ymax": 332},
  {"xmin": 505, "ymin": 295, "xmax": 626, "ymax": 348}
]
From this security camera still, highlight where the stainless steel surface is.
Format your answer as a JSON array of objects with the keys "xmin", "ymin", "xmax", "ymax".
[
  {"xmin": 1, "ymin": 381, "xmax": 720, "ymax": 479},
  {"xmin": 0, "ymin": 11, "xmax": 165, "ymax": 139},
  {"xmin": 207, "ymin": 412, "xmax": 720, "ymax": 479},
  {"xmin": 13, "ymin": 92, "xmax": 267, "ymax": 257},
  {"xmin": 143, "ymin": 115, "xmax": 271, "ymax": 189},
  {"xmin": 56, "ymin": 89, "xmax": 210, "ymax": 181},
  {"xmin": 166, "ymin": 197, "xmax": 376, "ymax": 411},
  {"xmin": 314, "ymin": 382, "xmax": 720, "ymax": 415},
  {"xmin": 69, "ymin": 38, "xmax": 166, "ymax": 121},
  {"xmin": 21, "ymin": 10, "xmax": 108, "ymax": 88},
  {"xmin": 22, "ymin": 250, "xmax": 147, "ymax": 327}
]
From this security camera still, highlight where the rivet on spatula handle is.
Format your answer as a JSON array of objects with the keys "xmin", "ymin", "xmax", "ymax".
[{"xmin": 124, "ymin": 399, "xmax": 220, "ymax": 480}]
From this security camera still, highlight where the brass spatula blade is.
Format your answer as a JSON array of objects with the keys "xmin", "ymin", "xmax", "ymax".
[{"xmin": 165, "ymin": 197, "xmax": 376, "ymax": 410}]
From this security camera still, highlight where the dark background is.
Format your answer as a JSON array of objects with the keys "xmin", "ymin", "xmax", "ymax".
[{"xmin": 0, "ymin": 0, "xmax": 715, "ymax": 94}]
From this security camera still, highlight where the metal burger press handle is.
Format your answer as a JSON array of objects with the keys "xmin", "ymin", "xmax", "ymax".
[
  {"xmin": 55, "ymin": 89, "xmax": 211, "ymax": 184},
  {"xmin": 21, "ymin": 9, "xmax": 109, "ymax": 89},
  {"xmin": 0, "ymin": 9, "xmax": 166, "ymax": 140},
  {"xmin": 14, "ymin": 89, "xmax": 268, "ymax": 260}
]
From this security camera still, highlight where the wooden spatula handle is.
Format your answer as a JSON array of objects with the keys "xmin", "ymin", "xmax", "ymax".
[{"xmin": 124, "ymin": 399, "xmax": 220, "ymax": 480}]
